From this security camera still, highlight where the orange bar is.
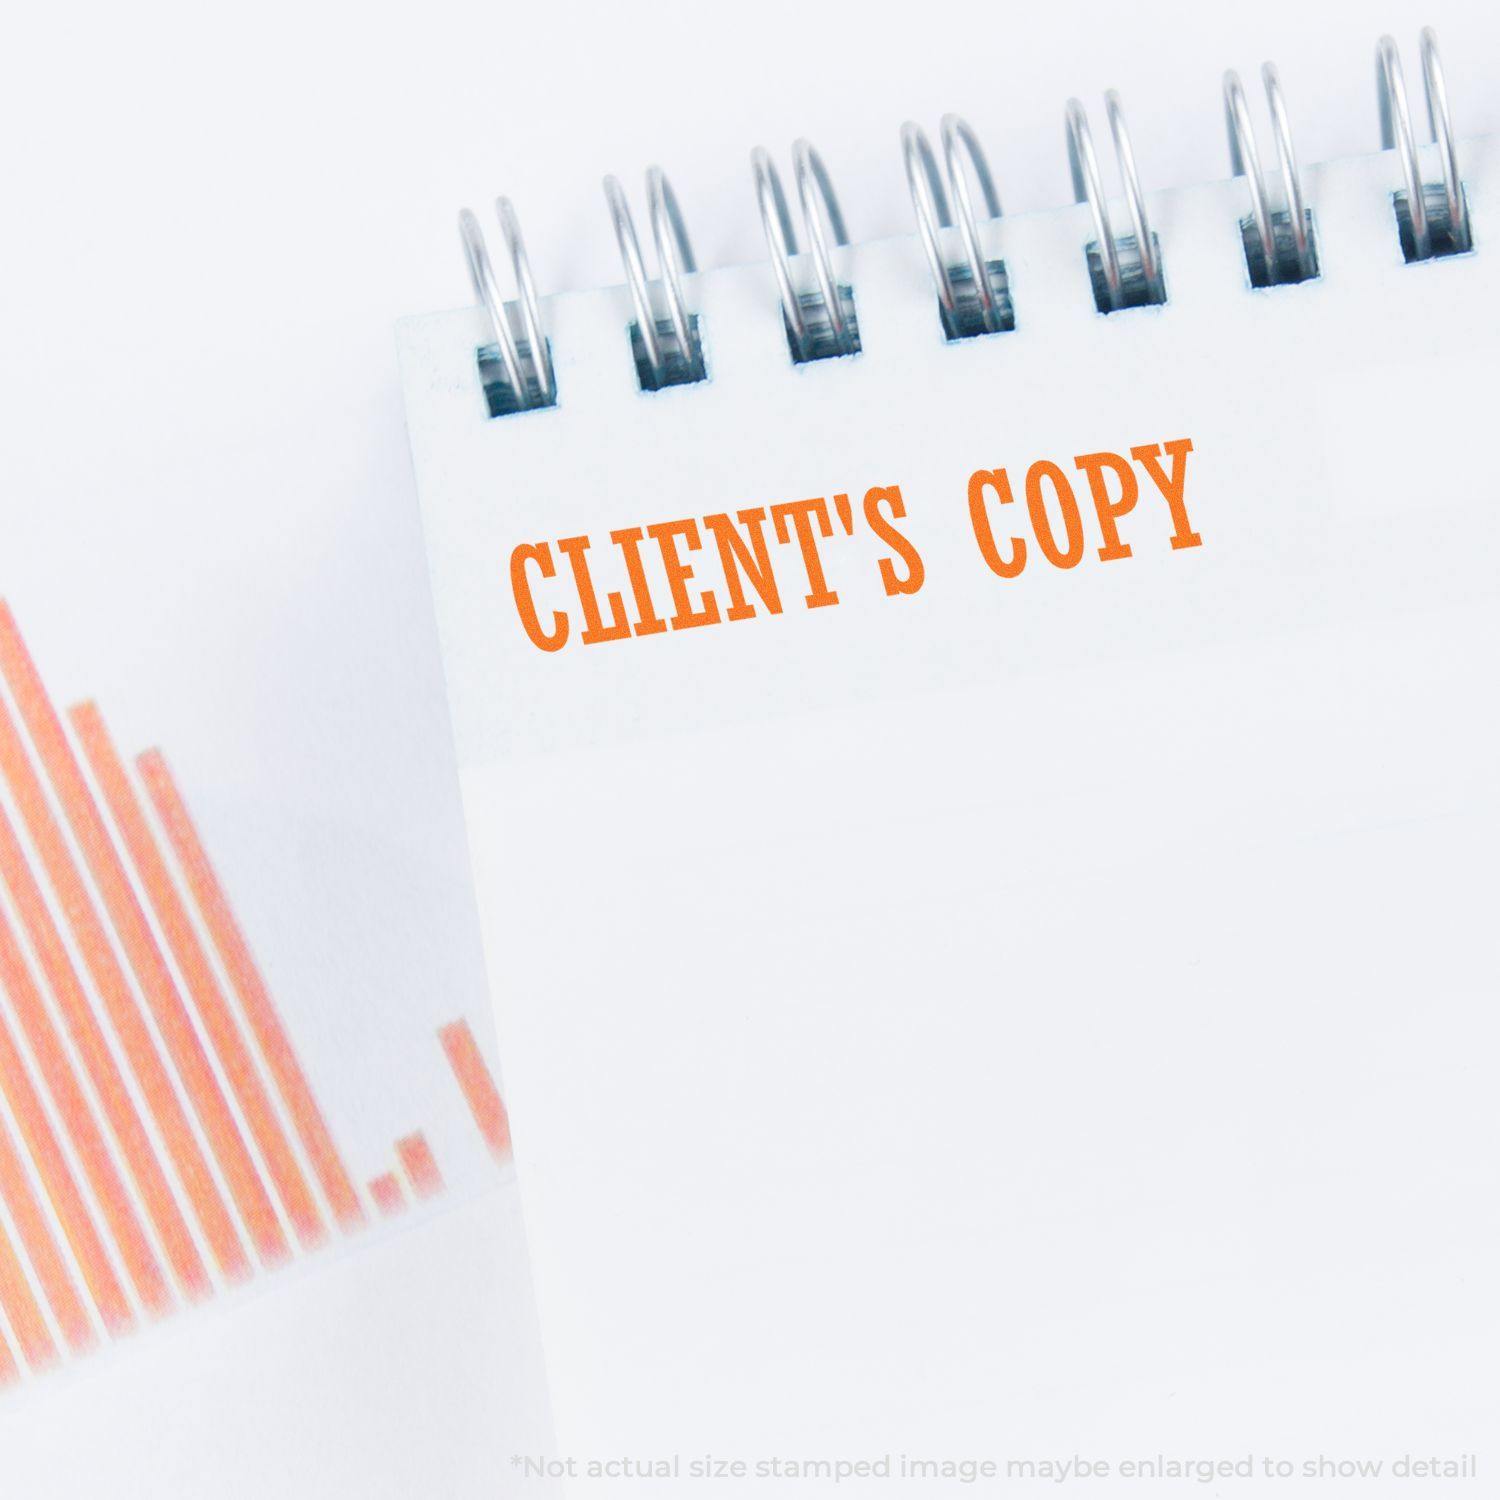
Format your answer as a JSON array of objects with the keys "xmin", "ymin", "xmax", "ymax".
[
  {"xmin": 395, "ymin": 1133, "xmax": 443, "ymax": 1199},
  {"xmin": 438, "ymin": 1019, "xmax": 512, "ymax": 1160},
  {"xmin": 55, "ymin": 744, "xmax": 287, "ymax": 1269},
  {"xmin": 0, "ymin": 1208, "xmax": 57, "ymax": 1371},
  {"xmin": 74, "ymin": 705, "xmax": 325, "ymax": 1252},
  {"xmin": 0, "ymin": 1325, "xmax": 17, "ymax": 1387},
  {"xmin": 368, "ymin": 1173, "xmax": 405, "ymax": 1218},
  {"xmin": 138, "ymin": 749, "xmax": 365, "ymax": 1232},
  {"xmin": 0, "ymin": 810, "xmax": 171, "ymax": 1316},
  {"xmin": 0, "ymin": 1102, "xmax": 93, "ymax": 1353},
  {"xmin": 0, "ymin": 792, "xmax": 207, "ymax": 1303},
  {"xmin": 0, "ymin": 922, "xmax": 134, "ymax": 1335},
  {"xmin": 0, "ymin": 613, "xmax": 248, "ymax": 1283}
]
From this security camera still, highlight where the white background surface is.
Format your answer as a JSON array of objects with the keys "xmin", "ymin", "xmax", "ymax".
[{"xmin": 0, "ymin": 1, "xmax": 1496, "ymax": 1496}]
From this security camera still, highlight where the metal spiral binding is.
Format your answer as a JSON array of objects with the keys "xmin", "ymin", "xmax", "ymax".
[
  {"xmin": 1377, "ymin": 29, "xmax": 1471, "ymax": 260},
  {"xmin": 751, "ymin": 141, "xmax": 860, "ymax": 362},
  {"xmin": 1066, "ymin": 91, "xmax": 1165, "ymax": 312},
  {"xmin": 457, "ymin": 198, "xmax": 555, "ymax": 416},
  {"xmin": 901, "ymin": 116, "xmax": 1013, "ymax": 339},
  {"xmin": 603, "ymin": 170, "xmax": 705, "ymax": 390},
  {"xmin": 1223, "ymin": 64, "xmax": 1317, "ymax": 286},
  {"xmin": 456, "ymin": 27, "xmax": 1472, "ymax": 417}
]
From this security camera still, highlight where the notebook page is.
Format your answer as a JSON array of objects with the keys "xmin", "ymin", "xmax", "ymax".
[{"xmin": 400, "ymin": 139, "xmax": 1500, "ymax": 1498}]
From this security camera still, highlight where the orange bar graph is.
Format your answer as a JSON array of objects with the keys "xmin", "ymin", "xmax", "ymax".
[
  {"xmin": 0, "ymin": 690, "xmax": 238, "ymax": 1290},
  {"xmin": 0, "ymin": 817, "xmax": 171, "ymax": 1316},
  {"xmin": 0, "ymin": 604, "xmax": 514, "ymax": 1389},
  {"xmin": 0, "ymin": 615, "xmax": 249, "ymax": 1283},
  {"xmin": 0, "ymin": 1105, "xmax": 93, "ymax": 1353},
  {"xmin": 0, "ymin": 920, "xmax": 133, "ymax": 1336},
  {"xmin": 368, "ymin": 1173, "xmax": 405, "ymax": 1217},
  {"xmin": 395, "ymin": 1133, "xmax": 443, "ymax": 1199},
  {"xmin": 438, "ymin": 1019, "xmax": 512, "ymax": 1159},
  {"xmin": 74, "ymin": 704, "xmax": 326, "ymax": 1253},
  {"xmin": 0, "ymin": 1211, "xmax": 57, "ymax": 1371},
  {"xmin": 138, "ymin": 750, "xmax": 365, "ymax": 1232}
]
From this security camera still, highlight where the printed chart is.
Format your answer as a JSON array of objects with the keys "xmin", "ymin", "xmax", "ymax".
[{"xmin": 0, "ymin": 603, "xmax": 510, "ymax": 1383}]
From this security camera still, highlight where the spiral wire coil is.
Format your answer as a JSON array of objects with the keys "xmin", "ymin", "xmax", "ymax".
[
  {"xmin": 603, "ymin": 169, "xmax": 704, "ymax": 387},
  {"xmin": 1377, "ymin": 28, "xmax": 1471, "ymax": 259},
  {"xmin": 1066, "ymin": 91, "xmax": 1164, "ymax": 311},
  {"xmin": 901, "ymin": 116, "xmax": 1009, "ymax": 336},
  {"xmin": 751, "ymin": 141, "xmax": 859, "ymax": 360},
  {"xmin": 458, "ymin": 198, "xmax": 555, "ymax": 412},
  {"xmin": 457, "ymin": 28, "xmax": 1472, "ymax": 416},
  {"xmin": 1224, "ymin": 64, "xmax": 1316, "ymax": 285}
]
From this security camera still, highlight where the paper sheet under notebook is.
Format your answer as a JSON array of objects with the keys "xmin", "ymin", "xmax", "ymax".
[{"xmin": 0, "ymin": 375, "xmax": 552, "ymax": 1496}]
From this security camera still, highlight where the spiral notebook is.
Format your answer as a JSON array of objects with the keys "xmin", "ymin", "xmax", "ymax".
[{"xmin": 399, "ymin": 36, "xmax": 1497, "ymax": 1498}]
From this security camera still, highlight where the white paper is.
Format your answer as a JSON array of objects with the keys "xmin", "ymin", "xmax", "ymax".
[
  {"xmin": 401, "ymin": 140, "xmax": 1500, "ymax": 1497},
  {"xmin": 0, "ymin": 317, "xmax": 553, "ymax": 1492}
]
